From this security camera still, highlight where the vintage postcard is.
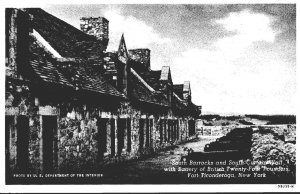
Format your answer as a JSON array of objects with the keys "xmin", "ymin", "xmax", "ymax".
[{"xmin": 2, "ymin": 1, "xmax": 298, "ymax": 193}]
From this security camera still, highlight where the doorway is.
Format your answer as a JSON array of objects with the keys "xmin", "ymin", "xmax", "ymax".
[
  {"xmin": 42, "ymin": 116, "xmax": 57, "ymax": 173},
  {"xmin": 139, "ymin": 119, "xmax": 145, "ymax": 150},
  {"xmin": 110, "ymin": 119, "xmax": 115, "ymax": 156},
  {"xmin": 117, "ymin": 118, "xmax": 126, "ymax": 156},
  {"xmin": 16, "ymin": 115, "xmax": 29, "ymax": 173},
  {"xmin": 97, "ymin": 118, "xmax": 108, "ymax": 160},
  {"xmin": 126, "ymin": 119, "xmax": 131, "ymax": 152}
]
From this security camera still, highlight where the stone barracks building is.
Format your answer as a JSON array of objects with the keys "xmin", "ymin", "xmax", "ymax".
[{"xmin": 5, "ymin": 8, "xmax": 201, "ymax": 174}]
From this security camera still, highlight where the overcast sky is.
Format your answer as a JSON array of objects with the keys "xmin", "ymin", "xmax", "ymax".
[{"xmin": 42, "ymin": 4, "xmax": 296, "ymax": 115}]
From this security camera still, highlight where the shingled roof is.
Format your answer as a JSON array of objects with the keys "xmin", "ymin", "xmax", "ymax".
[
  {"xmin": 58, "ymin": 60, "xmax": 125, "ymax": 97},
  {"xmin": 188, "ymin": 102, "xmax": 202, "ymax": 117},
  {"xmin": 129, "ymin": 70, "xmax": 168, "ymax": 106},
  {"xmin": 28, "ymin": 33, "xmax": 125, "ymax": 98},
  {"xmin": 139, "ymin": 70, "xmax": 189, "ymax": 110},
  {"xmin": 19, "ymin": 8, "xmax": 199, "ymax": 109},
  {"xmin": 172, "ymin": 92, "xmax": 188, "ymax": 112},
  {"xmin": 139, "ymin": 70, "xmax": 162, "ymax": 90},
  {"xmin": 24, "ymin": 8, "xmax": 106, "ymax": 59},
  {"xmin": 173, "ymin": 84, "xmax": 184, "ymax": 99},
  {"xmin": 29, "ymin": 35, "xmax": 73, "ymax": 87}
]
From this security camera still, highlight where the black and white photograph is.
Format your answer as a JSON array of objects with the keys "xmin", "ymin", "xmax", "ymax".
[{"xmin": 2, "ymin": 1, "xmax": 298, "ymax": 192}]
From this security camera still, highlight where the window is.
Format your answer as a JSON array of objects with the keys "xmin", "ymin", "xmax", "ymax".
[
  {"xmin": 127, "ymin": 119, "xmax": 131, "ymax": 152},
  {"xmin": 167, "ymin": 120, "xmax": 171, "ymax": 142},
  {"xmin": 176, "ymin": 120, "xmax": 179, "ymax": 140},
  {"xmin": 139, "ymin": 119, "xmax": 145, "ymax": 150},
  {"xmin": 149, "ymin": 119, "xmax": 153, "ymax": 147},
  {"xmin": 164, "ymin": 120, "xmax": 167, "ymax": 142},
  {"xmin": 110, "ymin": 119, "xmax": 115, "ymax": 156},
  {"xmin": 146, "ymin": 119, "xmax": 150, "ymax": 147},
  {"xmin": 159, "ymin": 120, "xmax": 163, "ymax": 144}
]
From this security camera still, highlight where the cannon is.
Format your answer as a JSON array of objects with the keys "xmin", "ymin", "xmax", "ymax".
[
  {"xmin": 226, "ymin": 129, "xmax": 253, "ymax": 137},
  {"xmin": 181, "ymin": 150, "xmax": 251, "ymax": 164},
  {"xmin": 204, "ymin": 141, "xmax": 252, "ymax": 152},
  {"xmin": 216, "ymin": 135, "xmax": 252, "ymax": 143}
]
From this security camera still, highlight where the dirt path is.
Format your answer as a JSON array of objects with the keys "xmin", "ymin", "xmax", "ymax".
[{"xmin": 101, "ymin": 136, "xmax": 218, "ymax": 184}]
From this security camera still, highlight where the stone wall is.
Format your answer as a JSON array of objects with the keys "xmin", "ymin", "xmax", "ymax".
[
  {"xmin": 58, "ymin": 115, "xmax": 99, "ymax": 173},
  {"xmin": 6, "ymin": 80, "xmax": 197, "ymax": 173},
  {"xmin": 6, "ymin": 80, "xmax": 41, "ymax": 173},
  {"xmin": 5, "ymin": 8, "xmax": 198, "ymax": 175}
]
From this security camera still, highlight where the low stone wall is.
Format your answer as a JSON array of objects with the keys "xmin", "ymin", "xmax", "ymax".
[{"xmin": 251, "ymin": 125, "xmax": 296, "ymax": 168}]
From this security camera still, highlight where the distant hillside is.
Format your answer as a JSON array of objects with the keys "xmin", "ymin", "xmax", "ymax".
[
  {"xmin": 245, "ymin": 114, "xmax": 296, "ymax": 125},
  {"xmin": 199, "ymin": 114, "xmax": 296, "ymax": 126}
]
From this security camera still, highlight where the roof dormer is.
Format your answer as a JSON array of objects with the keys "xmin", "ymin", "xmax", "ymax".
[{"xmin": 183, "ymin": 81, "xmax": 191, "ymax": 103}]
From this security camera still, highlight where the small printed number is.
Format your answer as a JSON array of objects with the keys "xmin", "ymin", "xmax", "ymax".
[{"xmin": 278, "ymin": 185, "xmax": 294, "ymax": 188}]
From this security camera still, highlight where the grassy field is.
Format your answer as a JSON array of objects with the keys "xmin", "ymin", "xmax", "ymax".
[{"xmin": 199, "ymin": 114, "xmax": 295, "ymax": 127}]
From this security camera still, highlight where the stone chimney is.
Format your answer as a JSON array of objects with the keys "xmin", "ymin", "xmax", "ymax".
[
  {"xmin": 183, "ymin": 81, "xmax": 191, "ymax": 103},
  {"xmin": 159, "ymin": 66, "xmax": 173, "ymax": 106},
  {"xmin": 128, "ymin": 49, "xmax": 151, "ymax": 72},
  {"xmin": 80, "ymin": 17, "xmax": 109, "ymax": 48}
]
